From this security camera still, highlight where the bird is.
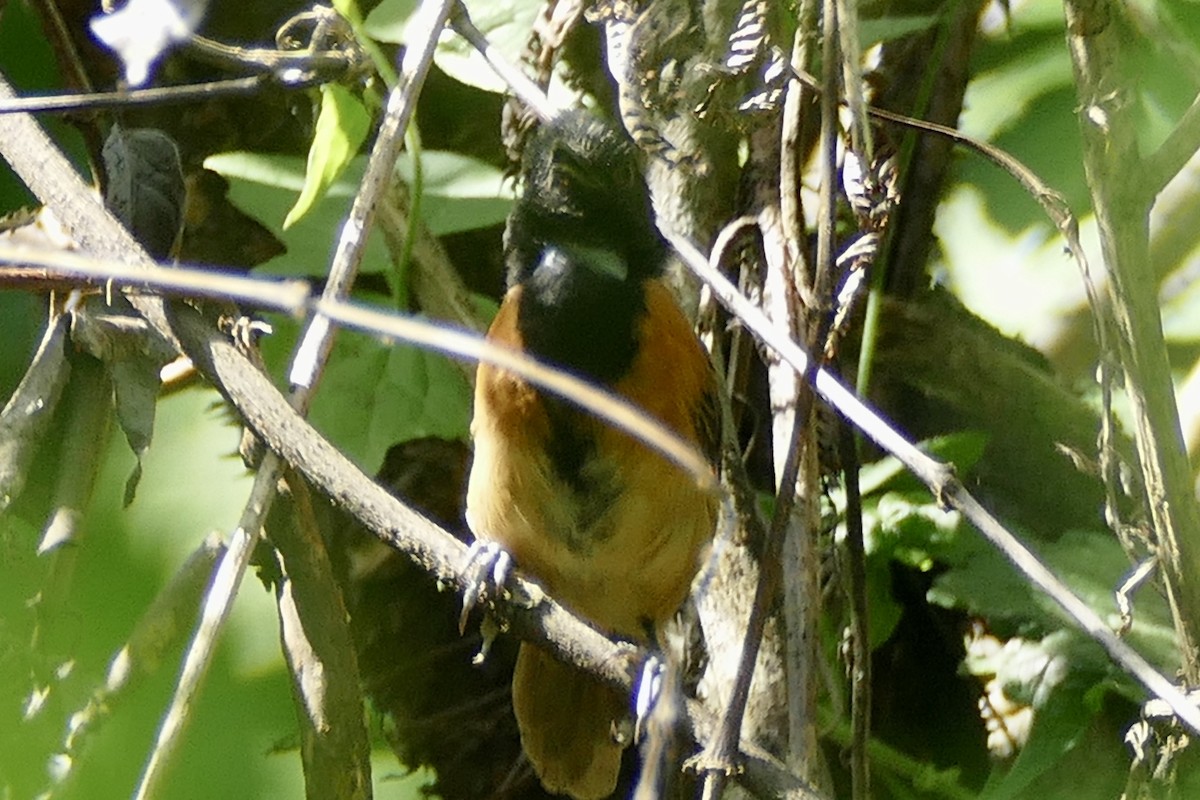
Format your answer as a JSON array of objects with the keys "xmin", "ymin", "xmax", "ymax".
[{"xmin": 465, "ymin": 110, "xmax": 721, "ymax": 799}]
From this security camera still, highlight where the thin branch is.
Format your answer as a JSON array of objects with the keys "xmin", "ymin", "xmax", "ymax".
[
  {"xmin": 0, "ymin": 245, "xmax": 313, "ymax": 310},
  {"xmin": 185, "ymin": 32, "xmax": 360, "ymax": 79},
  {"xmin": 814, "ymin": 0, "xmax": 838, "ymax": 306},
  {"xmin": 269, "ymin": 471, "xmax": 371, "ymax": 799},
  {"xmin": 0, "ymin": 76, "xmax": 284, "ymax": 115},
  {"xmin": 449, "ymin": 2, "xmax": 557, "ymax": 123},
  {"xmin": 0, "ymin": 254, "xmax": 716, "ymax": 490},
  {"xmin": 666, "ymin": 231, "xmax": 1200, "ymax": 735},
  {"xmin": 1142, "ymin": 89, "xmax": 1200, "ymax": 203},
  {"xmin": 289, "ymin": 0, "xmax": 456, "ymax": 396},
  {"xmin": 831, "ymin": 3, "xmax": 871, "ymax": 792},
  {"xmin": 0, "ymin": 68, "xmax": 817, "ymax": 800},
  {"xmin": 132, "ymin": 521, "xmax": 260, "ymax": 800},
  {"xmin": 838, "ymin": 420, "xmax": 870, "ymax": 800},
  {"xmin": 44, "ymin": 536, "xmax": 226, "ymax": 798},
  {"xmin": 700, "ymin": 405, "xmax": 812, "ymax": 800},
  {"xmin": 32, "ymin": 349, "xmax": 111, "ymax": 640},
  {"xmin": 781, "ymin": 9, "xmax": 822, "ymax": 778}
]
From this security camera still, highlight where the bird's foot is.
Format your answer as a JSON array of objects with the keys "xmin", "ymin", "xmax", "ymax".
[
  {"xmin": 633, "ymin": 654, "xmax": 665, "ymax": 744},
  {"xmin": 459, "ymin": 540, "xmax": 516, "ymax": 665},
  {"xmin": 459, "ymin": 539, "xmax": 514, "ymax": 634}
]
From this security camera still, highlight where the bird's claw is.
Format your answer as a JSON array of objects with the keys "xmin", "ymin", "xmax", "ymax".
[
  {"xmin": 459, "ymin": 540, "xmax": 514, "ymax": 634},
  {"xmin": 633, "ymin": 654, "xmax": 665, "ymax": 743}
]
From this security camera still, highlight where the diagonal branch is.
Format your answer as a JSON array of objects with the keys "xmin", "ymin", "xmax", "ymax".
[
  {"xmin": 1142, "ymin": 90, "xmax": 1200, "ymax": 203},
  {"xmin": 666, "ymin": 232, "xmax": 1200, "ymax": 735},
  {"xmin": 0, "ymin": 70, "xmax": 812, "ymax": 799}
]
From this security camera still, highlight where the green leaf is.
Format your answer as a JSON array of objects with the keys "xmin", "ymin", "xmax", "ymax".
[
  {"xmin": 205, "ymin": 151, "xmax": 382, "ymax": 276},
  {"xmin": 864, "ymin": 557, "xmax": 903, "ymax": 649},
  {"xmin": 284, "ymin": 84, "xmax": 372, "ymax": 230},
  {"xmin": 857, "ymin": 16, "xmax": 937, "ymax": 49},
  {"xmin": 977, "ymin": 678, "xmax": 1099, "ymax": 800},
  {"xmin": 367, "ymin": 0, "xmax": 540, "ymax": 93},
  {"xmin": 258, "ymin": 318, "xmax": 471, "ymax": 473},
  {"xmin": 205, "ymin": 149, "xmax": 511, "ymax": 277},
  {"xmin": 930, "ymin": 528, "xmax": 1179, "ymax": 672},
  {"xmin": 110, "ymin": 355, "xmax": 159, "ymax": 506},
  {"xmin": 1162, "ymin": 275, "xmax": 1200, "ymax": 342},
  {"xmin": 395, "ymin": 149, "xmax": 512, "ymax": 234},
  {"xmin": 362, "ymin": 0, "xmax": 419, "ymax": 41},
  {"xmin": 330, "ymin": 0, "xmax": 366, "ymax": 25},
  {"xmin": 960, "ymin": 43, "xmax": 1072, "ymax": 142}
]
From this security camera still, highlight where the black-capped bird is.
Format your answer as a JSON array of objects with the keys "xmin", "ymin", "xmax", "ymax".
[{"xmin": 466, "ymin": 111, "xmax": 720, "ymax": 799}]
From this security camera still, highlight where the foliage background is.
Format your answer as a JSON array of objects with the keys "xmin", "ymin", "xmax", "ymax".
[{"xmin": 3, "ymin": 0, "xmax": 1200, "ymax": 797}]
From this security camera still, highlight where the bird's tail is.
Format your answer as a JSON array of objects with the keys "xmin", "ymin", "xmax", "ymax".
[{"xmin": 512, "ymin": 643, "xmax": 626, "ymax": 799}]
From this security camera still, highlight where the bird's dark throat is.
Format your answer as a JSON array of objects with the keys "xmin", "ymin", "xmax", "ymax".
[
  {"xmin": 516, "ymin": 247, "xmax": 645, "ymax": 505},
  {"xmin": 516, "ymin": 249, "xmax": 645, "ymax": 387}
]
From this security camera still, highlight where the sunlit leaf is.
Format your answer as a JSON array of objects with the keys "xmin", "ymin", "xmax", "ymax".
[
  {"xmin": 362, "ymin": 0, "xmax": 418, "ymax": 41},
  {"xmin": 858, "ymin": 15, "xmax": 937, "ymax": 49},
  {"xmin": 933, "ymin": 186, "xmax": 1095, "ymax": 349},
  {"xmin": 204, "ymin": 152, "xmax": 378, "ymax": 276},
  {"xmin": 206, "ymin": 149, "xmax": 511, "ymax": 277},
  {"xmin": 930, "ymin": 528, "xmax": 1178, "ymax": 671},
  {"xmin": 258, "ymin": 320, "xmax": 471, "ymax": 473},
  {"xmin": 960, "ymin": 44, "xmax": 1072, "ymax": 142},
  {"xmin": 284, "ymin": 84, "xmax": 372, "ymax": 230},
  {"xmin": 366, "ymin": 0, "xmax": 540, "ymax": 93},
  {"xmin": 394, "ymin": 149, "xmax": 512, "ymax": 234}
]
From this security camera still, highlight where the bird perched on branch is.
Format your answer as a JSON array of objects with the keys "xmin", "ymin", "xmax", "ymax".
[{"xmin": 466, "ymin": 110, "xmax": 721, "ymax": 799}]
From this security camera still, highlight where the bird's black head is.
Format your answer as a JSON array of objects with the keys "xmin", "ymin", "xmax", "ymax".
[
  {"xmin": 502, "ymin": 111, "xmax": 667, "ymax": 385},
  {"xmin": 504, "ymin": 110, "xmax": 666, "ymax": 287}
]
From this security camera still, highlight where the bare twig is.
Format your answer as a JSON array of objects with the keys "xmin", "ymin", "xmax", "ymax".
[
  {"xmin": 780, "ymin": 9, "xmax": 822, "ymax": 779},
  {"xmin": 44, "ymin": 536, "xmax": 226, "ymax": 799},
  {"xmin": 0, "ymin": 76, "xmax": 282, "ymax": 115},
  {"xmin": 186, "ymin": 32, "xmax": 360, "ymax": 79},
  {"xmin": 33, "ymin": 348, "xmax": 111, "ymax": 619},
  {"xmin": 133, "ymin": 519, "xmax": 260, "ymax": 800},
  {"xmin": 1142, "ymin": 90, "xmax": 1200, "ymax": 203},
  {"xmin": 829, "ymin": 3, "xmax": 871, "ymax": 792},
  {"xmin": 269, "ymin": 471, "xmax": 371, "ymax": 799},
  {"xmin": 0, "ymin": 245, "xmax": 312, "ymax": 311},
  {"xmin": 0, "ymin": 256, "xmax": 716, "ymax": 489},
  {"xmin": 700, "ymin": 407, "xmax": 812, "ymax": 800},
  {"xmin": 838, "ymin": 419, "xmax": 870, "ymax": 800},
  {"xmin": 289, "ymin": 0, "xmax": 456, "ymax": 396},
  {"xmin": 666, "ymin": 232, "xmax": 1200, "ymax": 735},
  {"xmin": 449, "ymin": 2, "xmax": 557, "ymax": 123}
]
